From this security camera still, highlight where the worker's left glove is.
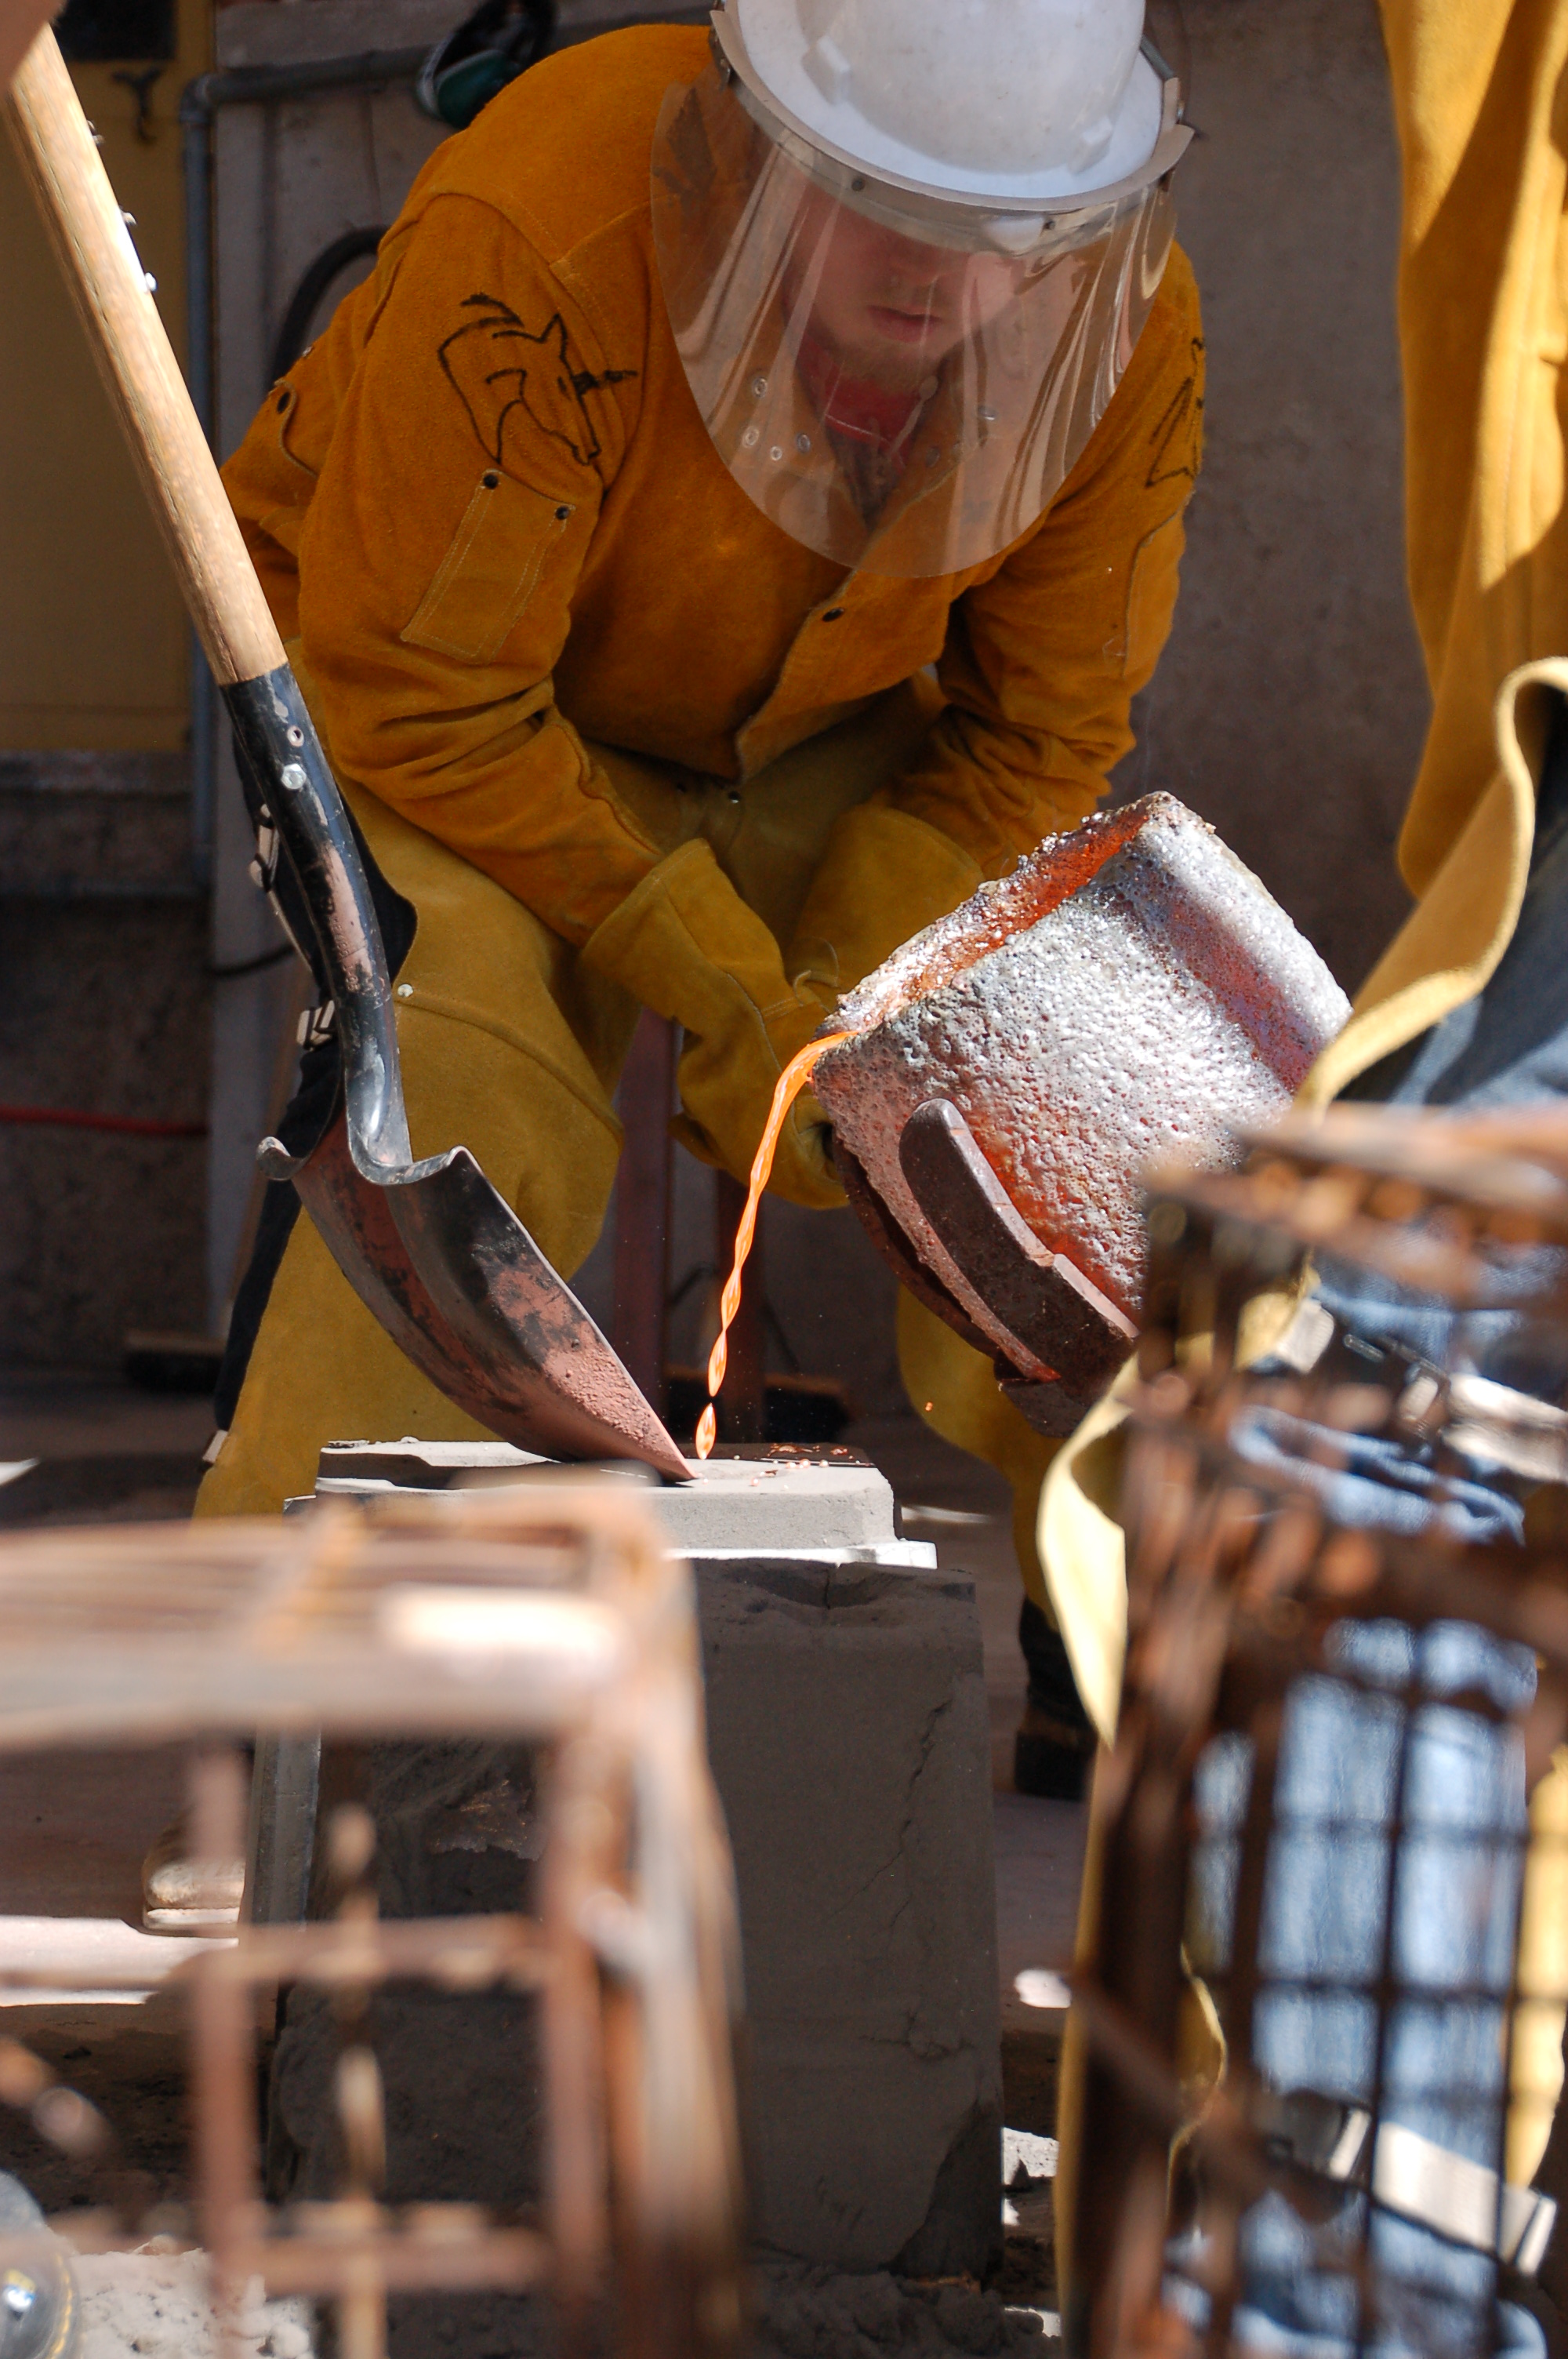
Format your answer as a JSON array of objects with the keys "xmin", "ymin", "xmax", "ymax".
[
  {"xmin": 783, "ymin": 802, "xmax": 982, "ymax": 1009},
  {"xmin": 582, "ymin": 839, "xmax": 845, "ymax": 1209}
]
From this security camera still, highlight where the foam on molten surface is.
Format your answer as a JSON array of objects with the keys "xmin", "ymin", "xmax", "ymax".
[{"xmin": 815, "ymin": 796, "xmax": 1348, "ymax": 1369}]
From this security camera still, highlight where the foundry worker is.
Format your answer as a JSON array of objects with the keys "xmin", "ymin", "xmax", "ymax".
[{"xmin": 198, "ymin": 0, "xmax": 1203, "ymax": 1788}]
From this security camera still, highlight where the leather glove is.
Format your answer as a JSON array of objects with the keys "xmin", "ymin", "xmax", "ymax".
[
  {"xmin": 583, "ymin": 838, "xmax": 844, "ymax": 1209},
  {"xmin": 784, "ymin": 802, "xmax": 983, "ymax": 1009}
]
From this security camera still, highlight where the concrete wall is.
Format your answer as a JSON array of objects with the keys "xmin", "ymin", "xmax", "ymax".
[
  {"xmin": 0, "ymin": 18, "xmax": 209, "ymax": 752},
  {"xmin": 0, "ymin": 898, "xmax": 209, "ymax": 1365},
  {"xmin": 0, "ymin": 6, "xmax": 213, "ymax": 1369},
  {"xmin": 1111, "ymin": 0, "xmax": 1428, "ymax": 995}
]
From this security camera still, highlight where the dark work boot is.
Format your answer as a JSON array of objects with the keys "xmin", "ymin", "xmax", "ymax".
[{"xmin": 1014, "ymin": 1598, "xmax": 1098, "ymax": 1800}]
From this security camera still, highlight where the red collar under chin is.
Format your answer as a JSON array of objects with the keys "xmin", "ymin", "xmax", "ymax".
[{"xmin": 796, "ymin": 330, "xmax": 927, "ymax": 456}]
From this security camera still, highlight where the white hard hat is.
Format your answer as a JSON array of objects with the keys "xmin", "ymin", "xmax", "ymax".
[{"xmin": 726, "ymin": 0, "xmax": 1164, "ymax": 202}]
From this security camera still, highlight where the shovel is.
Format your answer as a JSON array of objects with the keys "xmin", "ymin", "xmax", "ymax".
[{"xmin": 5, "ymin": 30, "xmax": 688, "ymax": 1481}]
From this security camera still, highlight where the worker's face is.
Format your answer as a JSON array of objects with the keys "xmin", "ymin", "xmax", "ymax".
[{"xmin": 792, "ymin": 191, "xmax": 1026, "ymax": 391}]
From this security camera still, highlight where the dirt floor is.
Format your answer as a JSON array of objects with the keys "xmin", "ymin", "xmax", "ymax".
[{"xmin": 0, "ymin": 1369, "xmax": 1082, "ymax": 2350}]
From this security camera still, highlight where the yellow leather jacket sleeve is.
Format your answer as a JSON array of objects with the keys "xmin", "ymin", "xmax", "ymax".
[
  {"xmin": 225, "ymin": 193, "xmax": 661, "ymax": 947},
  {"xmin": 893, "ymin": 249, "xmax": 1206, "ymax": 876}
]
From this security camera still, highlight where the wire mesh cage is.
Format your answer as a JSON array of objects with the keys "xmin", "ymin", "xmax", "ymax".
[
  {"xmin": 0, "ymin": 1484, "xmax": 746, "ymax": 2359},
  {"xmin": 1068, "ymin": 1105, "xmax": 1568, "ymax": 2359}
]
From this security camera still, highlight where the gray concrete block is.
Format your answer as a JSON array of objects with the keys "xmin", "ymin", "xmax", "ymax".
[
  {"xmin": 278, "ymin": 1448, "xmax": 1000, "ymax": 2288},
  {"xmin": 698, "ymin": 1557, "xmax": 1001, "ymax": 2274},
  {"xmin": 0, "ymin": 900, "xmax": 210, "ymax": 1367}
]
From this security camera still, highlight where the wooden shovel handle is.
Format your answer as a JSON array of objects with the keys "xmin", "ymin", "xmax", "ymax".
[{"xmin": 4, "ymin": 28, "xmax": 283, "ymax": 689}]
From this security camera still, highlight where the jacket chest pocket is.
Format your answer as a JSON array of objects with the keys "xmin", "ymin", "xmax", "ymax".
[
  {"xmin": 401, "ymin": 471, "xmax": 575, "ymax": 663},
  {"xmin": 253, "ymin": 379, "xmax": 322, "ymax": 557}
]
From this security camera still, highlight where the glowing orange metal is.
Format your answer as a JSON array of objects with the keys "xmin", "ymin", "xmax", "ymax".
[{"xmin": 695, "ymin": 1034, "xmax": 850, "ymax": 1459}]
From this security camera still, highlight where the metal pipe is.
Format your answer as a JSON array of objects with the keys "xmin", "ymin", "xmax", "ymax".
[{"xmin": 180, "ymin": 47, "xmax": 429, "ymax": 128}]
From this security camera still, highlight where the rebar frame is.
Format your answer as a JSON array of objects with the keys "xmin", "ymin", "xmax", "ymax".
[
  {"xmin": 1069, "ymin": 1103, "xmax": 1568, "ymax": 2359},
  {"xmin": 0, "ymin": 1485, "xmax": 745, "ymax": 2359}
]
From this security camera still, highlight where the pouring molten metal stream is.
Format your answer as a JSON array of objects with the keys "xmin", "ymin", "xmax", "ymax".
[{"xmin": 696, "ymin": 1033, "xmax": 850, "ymax": 1459}]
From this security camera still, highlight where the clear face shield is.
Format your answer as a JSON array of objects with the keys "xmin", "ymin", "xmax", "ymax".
[{"xmin": 650, "ymin": 23, "xmax": 1190, "ymax": 579}]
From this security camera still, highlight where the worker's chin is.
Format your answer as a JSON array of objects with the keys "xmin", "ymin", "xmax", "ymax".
[{"xmin": 821, "ymin": 327, "xmax": 947, "ymax": 391}]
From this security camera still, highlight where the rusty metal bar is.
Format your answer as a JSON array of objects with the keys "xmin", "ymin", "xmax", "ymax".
[
  {"xmin": 186, "ymin": 1747, "xmax": 263, "ymax": 2330},
  {"xmin": 612, "ymin": 1010, "xmax": 677, "ymax": 1415},
  {"xmin": 1073, "ymin": 1102, "xmax": 1568, "ymax": 2355},
  {"xmin": 0, "ymin": 1485, "xmax": 745, "ymax": 2359},
  {"xmin": 229, "ymin": 2224, "xmax": 552, "ymax": 2297}
]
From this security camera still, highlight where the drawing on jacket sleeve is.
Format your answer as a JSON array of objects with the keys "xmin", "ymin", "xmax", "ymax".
[{"xmin": 439, "ymin": 293, "xmax": 637, "ymax": 471}]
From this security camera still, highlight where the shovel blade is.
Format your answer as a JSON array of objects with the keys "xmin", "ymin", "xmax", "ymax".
[{"xmin": 296, "ymin": 1114, "xmax": 689, "ymax": 1479}]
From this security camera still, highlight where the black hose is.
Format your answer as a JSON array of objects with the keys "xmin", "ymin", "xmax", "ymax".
[
  {"xmin": 268, "ymin": 225, "xmax": 386, "ymax": 387},
  {"xmin": 209, "ymin": 939, "xmax": 296, "ymax": 981}
]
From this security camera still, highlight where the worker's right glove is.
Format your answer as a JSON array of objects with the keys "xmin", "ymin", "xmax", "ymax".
[{"xmin": 582, "ymin": 839, "xmax": 844, "ymax": 1209}]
